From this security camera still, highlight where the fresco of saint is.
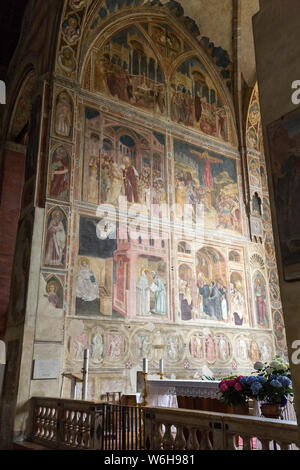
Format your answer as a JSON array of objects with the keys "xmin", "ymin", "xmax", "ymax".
[
  {"xmin": 167, "ymin": 336, "xmax": 180, "ymax": 361},
  {"xmin": 62, "ymin": 14, "xmax": 80, "ymax": 44},
  {"xmin": 150, "ymin": 271, "xmax": 167, "ymax": 315},
  {"xmin": 123, "ymin": 157, "xmax": 139, "ymax": 203},
  {"xmin": 180, "ymin": 285, "xmax": 193, "ymax": 321},
  {"xmin": 57, "ymin": 47, "xmax": 76, "ymax": 77},
  {"xmin": 76, "ymin": 258, "xmax": 100, "ymax": 303},
  {"xmin": 107, "ymin": 334, "xmax": 123, "ymax": 360},
  {"xmin": 49, "ymin": 147, "xmax": 70, "ymax": 200},
  {"xmin": 249, "ymin": 340, "xmax": 260, "ymax": 363},
  {"xmin": 46, "ymin": 281, "xmax": 60, "ymax": 308},
  {"xmin": 136, "ymin": 269, "xmax": 151, "ymax": 317},
  {"xmin": 44, "ymin": 210, "xmax": 66, "ymax": 267},
  {"xmin": 90, "ymin": 333, "xmax": 104, "ymax": 362},
  {"xmin": 237, "ymin": 337, "xmax": 248, "ymax": 361},
  {"xmin": 218, "ymin": 336, "xmax": 230, "ymax": 362},
  {"xmin": 55, "ymin": 91, "xmax": 73, "ymax": 139},
  {"xmin": 205, "ymin": 334, "xmax": 216, "ymax": 362},
  {"xmin": 190, "ymin": 335, "xmax": 204, "ymax": 359},
  {"xmin": 254, "ymin": 274, "xmax": 268, "ymax": 327}
]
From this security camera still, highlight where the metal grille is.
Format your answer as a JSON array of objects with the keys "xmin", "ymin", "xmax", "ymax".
[{"xmin": 101, "ymin": 404, "xmax": 144, "ymax": 450}]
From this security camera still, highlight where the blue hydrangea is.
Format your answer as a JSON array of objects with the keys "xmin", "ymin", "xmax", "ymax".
[
  {"xmin": 258, "ymin": 376, "xmax": 268, "ymax": 383},
  {"xmin": 248, "ymin": 376, "xmax": 259, "ymax": 384},
  {"xmin": 240, "ymin": 376, "xmax": 257, "ymax": 386},
  {"xmin": 251, "ymin": 382, "xmax": 263, "ymax": 395},
  {"xmin": 270, "ymin": 379, "xmax": 282, "ymax": 388},
  {"xmin": 239, "ymin": 377, "xmax": 250, "ymax": 386},
  {"xmin": 276, "ymin": 376, "xmax": 292, "ymax": 388}
]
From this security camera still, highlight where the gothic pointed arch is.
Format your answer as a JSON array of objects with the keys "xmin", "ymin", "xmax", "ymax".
[
  {"xmin": 54, "ymin": 1, "xmax": 237, "ymax": 145},
  {"xmin": 80, "ymin": 16, "xmax": 236, "ymax": 144},
  {"xmin": 246, "ymin": 83, "xmax": 263, "ymax": 154},
  {"xmin": 7, "ymin": 68, "xmax": 37, "ymax": 143}
]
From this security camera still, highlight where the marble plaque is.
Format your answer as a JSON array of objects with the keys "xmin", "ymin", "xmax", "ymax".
[{"xmin": 33, "ymin": 359, "xmax": 60, "ymax": 380}]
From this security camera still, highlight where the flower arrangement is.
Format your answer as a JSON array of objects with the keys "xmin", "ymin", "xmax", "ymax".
[
  {"xmin": 250, "ymin": 356, "xmax": 293, "ymax": 406},
  {"xmin": 218, "ymin": 357, "xmax": 293, "ymax": 409},
  {"xmin": 218, "ymin": 376, "xmax": 250, "ymax": 406}
]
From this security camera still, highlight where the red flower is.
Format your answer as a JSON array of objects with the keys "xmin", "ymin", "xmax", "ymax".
[{"xmin": 234, "ymin": 383, "xmax": 243, "ymax": 391}]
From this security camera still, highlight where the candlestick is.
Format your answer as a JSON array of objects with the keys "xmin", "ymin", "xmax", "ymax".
[
  {"xmin": 141, "ymin": 372, "xmax": 148, "ymax": 407},
  {"xmin": 82, "ymin": 348, "xmax": 89, "ymax": 400},
  {"xmin": 159, "ymin": 359, "xmax": 164, "ymax": 380},
  {"xmin": 143, "ymin": 358, "xmax": 148, "ymax": 374}
]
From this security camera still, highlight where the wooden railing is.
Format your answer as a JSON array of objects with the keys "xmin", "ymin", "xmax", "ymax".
[{"xmin": 29, "ymin": 398, "xmax": 299, "ymax": 451}]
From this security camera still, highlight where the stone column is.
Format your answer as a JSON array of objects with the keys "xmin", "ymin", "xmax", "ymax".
[{"xmin": 253, "ymin": 0, "xmax": 300, "ymax": 443}]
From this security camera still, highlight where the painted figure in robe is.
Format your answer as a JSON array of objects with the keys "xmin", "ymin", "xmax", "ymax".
[
  {"xmin": 50, "ymin": 147, "xmax": 69, "ymax": 199},
  {"xmin": 136, "ymin": 269, "xmax": 151, "ymax": 316},
  {"xmin": 150, "ymin": 271, "xmax": 167, "ymax": 315},
  {"xmin": 45, "ymin": 210, "xmax": 66, "ymax": 266},
  {"xmin": 76, "ymin": 258, "xmax": 100, "ymax": 302},
  {"xmin": 55, "ymin": 92, "xmax": 72, "ymax": 138},
  {"xmin": 254, "ymin": 276, "xmax": 268, "ymax": 326}
]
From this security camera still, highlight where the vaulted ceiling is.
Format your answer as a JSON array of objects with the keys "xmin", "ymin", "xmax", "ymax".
[{"xmin": 175, "ymin": 0, "xmax": 260, "ymax": 86}]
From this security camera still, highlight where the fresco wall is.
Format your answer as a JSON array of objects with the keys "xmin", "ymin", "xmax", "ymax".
[{"xmin": 5, "ymin": 3, "xmax": 286, "ymax": 403}]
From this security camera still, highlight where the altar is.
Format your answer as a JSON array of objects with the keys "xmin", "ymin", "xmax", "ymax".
[
  {"xmin": 144, "ymin": 378, "xmax": 232, "ymax": 413},
  {"xmin": 137, "ymin": 376, "xmax": 296, "ymax": 419}
]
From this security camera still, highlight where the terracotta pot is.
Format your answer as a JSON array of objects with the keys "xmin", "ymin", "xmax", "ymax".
[
  {"xmin": 260, "ymin": 404, "xmax": 282, "ymax": 419},
  {"xmin": 232, "ymin": 403, "xmax": 249, "ymax": 415}
]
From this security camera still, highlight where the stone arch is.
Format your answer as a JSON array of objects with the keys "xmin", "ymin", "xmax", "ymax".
[
  {"xmin": 72, "ymin": 6, "xmax": 237, "ymax": 144},
  {"xmin": 178, "ymin": 241, "xmax": 191, "ymax": 254},
  {"xmin": 178, "ymin": 263, "xmax": 193, "ymax": 281},
  {"xmin": 7, "ymin": 67, "xmax": 37, "ymax": 142},
  {"xmin": 229, "ymin": 250, "xmax": 240, "ymax": 263},
  {"xmin": 196, "ymin": 246, "xmax": 227, "ymax": 285}
]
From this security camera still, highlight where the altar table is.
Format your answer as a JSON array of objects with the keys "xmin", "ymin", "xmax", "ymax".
[{"xmin": 146, "ymin": 379, "xmax": 232, "ymax": 413}]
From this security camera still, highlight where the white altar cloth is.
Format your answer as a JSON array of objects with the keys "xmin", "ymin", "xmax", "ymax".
[{"xmin": 146, "ymin": 379, "xmax": 221, "ymax": 408}]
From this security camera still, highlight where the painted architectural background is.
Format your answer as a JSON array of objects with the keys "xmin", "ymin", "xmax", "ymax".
[{"xmin": 1, "ymin": 1, "xmax": 286, "ymax": 406}]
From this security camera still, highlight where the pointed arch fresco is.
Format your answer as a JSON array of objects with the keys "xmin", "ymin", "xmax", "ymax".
[
  {"xmin": 246, "ymin": 83, "xmax": 263, "ymax": 153},
  {"xmin": 69, "ymin": 4, "xmax": 238, "ymax": 145}
]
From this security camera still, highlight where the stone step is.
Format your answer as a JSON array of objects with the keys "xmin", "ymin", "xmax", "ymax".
[{"xmin": 13, "ymin": 441, "xmax": 52, "ymax": 451}]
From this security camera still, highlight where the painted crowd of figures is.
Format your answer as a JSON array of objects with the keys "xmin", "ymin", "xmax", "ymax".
[
  {"xmin": 179, "ymin": 276, "xmax": 245, "ymax": 326},
  {"xmin": 42, "ymin": 204, "xmax": 269, "ymax": 328},
  {"xmin": 100, "ymin": 153, "xmax": 166, "ymax": 207},
  {"xmin": 94, "ymin": 51, "xmax": 228, "ymax": 141}
]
